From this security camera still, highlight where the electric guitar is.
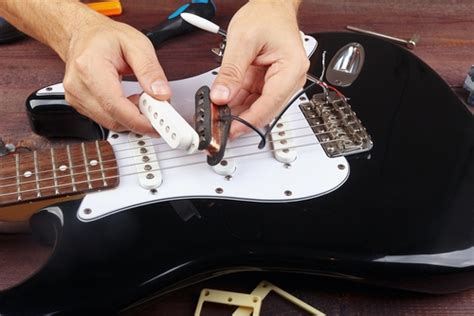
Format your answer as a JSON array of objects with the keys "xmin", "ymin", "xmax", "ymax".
[{"xmin": 0, "ymin": 32, "xmax": 473, "ymax": 314}]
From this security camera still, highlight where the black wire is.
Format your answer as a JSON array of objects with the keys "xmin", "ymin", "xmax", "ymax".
[
  {"xmin": 230, "ymin": 115, "xmax": 266, "ymax": 145},
  {"xmin": 258, "ymin": 82, "xmax": 317, "ymax": 149},
  {"xmin": 223, "ymin": 81, "xmax": 317, "ymax": 150}
]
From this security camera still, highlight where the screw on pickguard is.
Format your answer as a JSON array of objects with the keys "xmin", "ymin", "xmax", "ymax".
[{"xmin": 194, "ymin": 86, "xmax": 231, "ymax": 166}]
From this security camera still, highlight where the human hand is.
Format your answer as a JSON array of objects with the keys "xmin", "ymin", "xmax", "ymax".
[
  {"xmin": 63, "ymin": 14, "xmax": 170, "ymax": 135},
  {"xmin": 210, "ymin": 0, "xmax": 309, "ymax": 138}
]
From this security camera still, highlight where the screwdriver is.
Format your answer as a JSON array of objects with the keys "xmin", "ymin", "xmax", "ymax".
[
  {"xmin": 143, "ymin": 0, "xmax": 216, "ymax": 48},
  {"xmin": 87, "ymin": 1, "xmax": 123, "ymax": 17}
]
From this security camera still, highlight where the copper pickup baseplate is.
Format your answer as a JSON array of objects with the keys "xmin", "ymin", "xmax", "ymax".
[{"xmin": 195, "ymin": 86, "xmax": 231, "ymax": 166}]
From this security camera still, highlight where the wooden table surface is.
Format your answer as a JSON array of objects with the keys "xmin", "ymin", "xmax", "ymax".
[{"xmin": 1, "ymin": 0, "xmax": 473, "ymax": 315}]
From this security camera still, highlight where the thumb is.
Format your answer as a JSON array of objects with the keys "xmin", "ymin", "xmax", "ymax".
[
  {"xmin": 123, "ymin": 39, "xmax": 171, "ymax": 101},
  {"xmin": 211, "ymin": 38, "xmax": 256, "ymax": 105}
]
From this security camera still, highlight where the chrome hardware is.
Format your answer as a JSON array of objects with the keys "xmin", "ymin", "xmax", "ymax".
[
  {"xmin": 346, "ymin": 26, "xmax": 420, "ymax": 49},
  {"xmin": 300, "ymin": 92, "xmax": 373, "ymax": 158},
  {"xmin": 326, "ymin": 42, "xmax": 365, "ymax": 87}
]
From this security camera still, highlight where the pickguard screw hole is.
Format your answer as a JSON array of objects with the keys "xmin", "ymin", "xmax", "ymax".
[
  {"xmin": 304, "ymin": 37, "xmax": 309, "ymax": 42},
  {"xmin": 204, "ymin": 290, "xmax": 210, "ymax": 296},
  {"xmin": 225, "ymin": 175, "xmax": 232, "ymax": 181},
  {"xmin": 253, "ymin": 297, "xmax": 259, "ymax": 303},
  {"xmin": 299, "ymin": 96, "xmax": 307, "ymax": 101},
  {"xmin": 150, "ymin": 188, "xmax": 158, "ymax": 195},
  {"xmin": 212, "ymin": 71, "xmax": 218, "ymax": 75},
  {"xmin": 46, "ymin": 87, "xmax": 53, "ymax": 91},
  {"xmin": 227, "ymin": 297, "xmax": 233, "ymax": 302},
  {"xmin": 284, "ymin": 163, "xmax": 291, "ymax": 169},
  {"xmin": 84, "ymin": 208, "xmax": 92, "ymax": 215},
  {"xmin": 215, "ymin": 187, "xmax": 224, "ymax": 194},
  {"xmin": 338, "ymin": 164, "xmax": 346, "ymax": 170},
  {"xmin": 284, "ymin": 190, "xmax": 292, "ymax": 196}
]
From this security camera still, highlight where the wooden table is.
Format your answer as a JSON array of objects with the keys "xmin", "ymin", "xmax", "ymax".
[{"xmin": 1, "ymin": 0, "xmax": 473, "ymax": 314}]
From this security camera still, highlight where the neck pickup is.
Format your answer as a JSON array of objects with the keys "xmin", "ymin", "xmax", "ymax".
[{"xmin": 0, "ymin": 140, "xmax": 119, "ymax": 208}]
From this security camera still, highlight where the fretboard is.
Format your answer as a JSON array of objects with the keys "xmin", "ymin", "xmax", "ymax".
[{"xmin": 0, "ymin": 140, "xmax": 119, "ymax": 207}]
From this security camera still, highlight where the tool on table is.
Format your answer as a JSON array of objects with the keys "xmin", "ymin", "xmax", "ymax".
[
  {"xmin": 464, "ymin": 65, "xmax": 474, "ymax": 106},
  {"xmin": 143, "ymin": 0, "xmax": 216, "ymax": 48},
  {"xmin": 180, "ymin": 12, "xmax": 227, "ymax": 60},
  {"xmin": 87, "ymin": 1, "xmax": 123, "ymax": 16},
  {"xmin": 346, "ymin": 25, "xmax": 420, "ymax": 49}
]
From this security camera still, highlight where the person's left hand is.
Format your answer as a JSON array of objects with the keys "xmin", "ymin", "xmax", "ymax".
[{"xmin": 210, "ymin": 0, "xmax": 309, "ymax": 139}]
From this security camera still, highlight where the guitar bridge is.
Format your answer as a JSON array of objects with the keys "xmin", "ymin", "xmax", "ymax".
[{"xmin": 300, "ymin": 92, "xmax": 373, "ymax": 157}]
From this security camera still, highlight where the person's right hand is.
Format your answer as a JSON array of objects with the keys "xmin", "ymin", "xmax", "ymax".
[{"xmin": 63, "ymin": 14, "xmax": 170, "ymax": 135}]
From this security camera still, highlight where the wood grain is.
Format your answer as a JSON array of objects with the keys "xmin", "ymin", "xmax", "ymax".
[{"xmin": 0, "ymin": 0, "xmax": 473, "ymax": 314}]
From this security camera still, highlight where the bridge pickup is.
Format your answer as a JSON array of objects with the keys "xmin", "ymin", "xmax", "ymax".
[
  {"xmin": 195, "ymin": 86, "xmax": 231, "ymax": 166},
  {"xmin": 269, "ymin": 121, "xmax": 297, "ymax": 164},
  {"xmin": 129, "ymin": 133, "xmax": 162, "ymax": 189},
  {"xmin": 300, "ymin": 92, "xmax": 373, "ymax": 158}
]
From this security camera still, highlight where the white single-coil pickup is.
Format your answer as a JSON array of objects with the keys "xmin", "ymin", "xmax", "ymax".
[
  {"xmin": 270, "ymin": 121, "xmax": 297, "ymax": 164},
  {"xmin": 129, "ymin": 133, "xmax": 162, "ymax": 189},
  {"xmin": 139, "ymin": 93, "xmax": 199, "ymax": 154}
]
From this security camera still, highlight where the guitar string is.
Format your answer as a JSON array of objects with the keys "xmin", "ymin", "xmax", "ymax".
[
  {"xmin": 0, "ymin": 115, "xmax": 358, "ymax": 185},
  {"xmin": 0, "ymin": 140, "xmax": 337, "ymax": 199},
  {"xmin": 0, "ymin": 127, "xmax": 354, "ymax": 191}
]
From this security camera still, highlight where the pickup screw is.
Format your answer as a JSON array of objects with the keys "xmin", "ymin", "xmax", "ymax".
[
  {"xmin": 220, "ymin": 160, "xmax": 228, "ymax": 166},
  {"xmin": 146, "ymin": 173, "xmax": 154, "ymax": 179}
]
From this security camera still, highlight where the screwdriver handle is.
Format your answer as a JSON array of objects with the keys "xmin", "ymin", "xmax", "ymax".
[{"xmin": 144, "ymin": 0, "xmax": 216, "ymax": 48}]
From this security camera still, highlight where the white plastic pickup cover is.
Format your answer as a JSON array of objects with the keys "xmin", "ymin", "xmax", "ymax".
[{"xmin": 139, "ymin": 93, "xmax": 199, "ymax": 154}]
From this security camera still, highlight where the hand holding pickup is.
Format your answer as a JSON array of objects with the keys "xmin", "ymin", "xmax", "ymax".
[{"xmin": 210, "ymin": 0, "xmax": 309, "ymax": 138}]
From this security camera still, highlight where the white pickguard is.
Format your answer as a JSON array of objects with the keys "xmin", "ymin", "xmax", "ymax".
[{"xmin": 38, "ymin": 35, "xmax": 350, "ymax": 222}]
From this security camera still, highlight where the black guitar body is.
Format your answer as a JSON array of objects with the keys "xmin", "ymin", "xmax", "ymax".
[{"xmin": 1, "ymin": 32, "xmax": 473, "ymax": 314}]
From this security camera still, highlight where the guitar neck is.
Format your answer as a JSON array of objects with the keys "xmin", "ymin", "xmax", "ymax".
[{"xmin": 0, "ymin": 140, "xmax": 119, "ymax": 209}]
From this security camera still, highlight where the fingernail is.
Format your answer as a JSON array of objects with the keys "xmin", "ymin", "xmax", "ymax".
[
  {"xmin": 211, "ymin": 85, "xmax": 230, "ymax": 101},
  {"xmin": 151, "ymin": 80, "xmax": 171, "ymax": 96}
]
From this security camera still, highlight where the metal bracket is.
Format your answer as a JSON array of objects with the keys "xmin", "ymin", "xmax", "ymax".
[
  {"xmin": 195, "ymin": 288, "xmax": 262, "ymax": 316},
  {"xmin": 233, "ymin": 281, "xmax": 325, "ymax": 316}
]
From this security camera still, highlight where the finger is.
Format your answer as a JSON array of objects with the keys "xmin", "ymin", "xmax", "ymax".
[
  {"xmin": 230, "ymin": 63, "xmax": 304, "ymax": 138},
  {"xmin": 121, "ymin": 37, "xmax": 171, "ymax": 100},
  {"xmin": 86, "ymin": 61, "xmax": 157, "ymax": 136},
  {"xmin": 210, "ymin": 33, "xmax": 260, "ymax": 105},
  {"xmin": 230, "ymin": 92, "xmax": 260, "ymax": 117},
  {"xmin": 66, "ymin": 92, "xmax": 128, "ymax": 132}
]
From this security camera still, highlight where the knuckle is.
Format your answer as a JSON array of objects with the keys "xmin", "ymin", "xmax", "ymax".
[
  {"xmin": 72, "ymin": 54, "xmax": 90, "ymax": 74},
  {"xmin": 219, "ymin": 63, "xmax": 244, "ymax": 83},
  {"xmin": 101, "ymin": 100, "xmax": 117, "ymax": 116}
]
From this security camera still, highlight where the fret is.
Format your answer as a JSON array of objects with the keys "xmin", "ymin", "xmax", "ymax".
[
  {"xmin": 81, "ymin": 143, "xmax": 93, "ymax": 190},
  {"xmin": 15, "ymin": 154, "xmax": 21, "ymax": 201},
  {"xmin": 50, "ymin": 147, "xmax": 59, "ymax": 194},
  {"xmin": 95, "ymin": 140, "xmax": 108, "ymax": 186},
  {"xmin": 33, "ymin": 150, "xmax": 41, "ymax": 197},
  {"xmin": 0, "ymin": 140, "xmax": 119, "ymax": 208},
  {"xmin": 66, "ymin": 145, "xmax": 77, "ymax": 192}
]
